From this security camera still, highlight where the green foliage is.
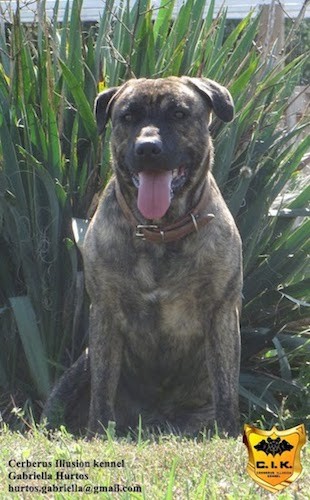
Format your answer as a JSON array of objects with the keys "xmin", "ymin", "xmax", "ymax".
[
  {"xmin": 286, "ymin": 18, "xmax": 310, "ymax": 84},
  {"xmin": 0, "ymin": 0, "xmax": 309, "ymax": 428}
]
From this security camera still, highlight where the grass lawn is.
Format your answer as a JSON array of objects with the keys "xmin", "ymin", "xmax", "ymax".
[{"xmin": 0, "ymin": 426, "xmax": 308, "ymax": 499}]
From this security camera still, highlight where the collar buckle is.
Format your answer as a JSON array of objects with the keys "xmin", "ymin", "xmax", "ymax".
[{"xmin": 136, "ymin": 224, "xmax": 159, "ymax": 239}]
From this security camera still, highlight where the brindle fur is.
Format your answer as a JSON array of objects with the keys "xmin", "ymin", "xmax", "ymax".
[{"xmin": 43, "ymin": 77, "xmax": 242, "ymax": 437}]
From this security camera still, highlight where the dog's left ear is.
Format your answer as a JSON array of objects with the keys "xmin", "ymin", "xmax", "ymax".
[
  {"xmin": 183, "ymin": 77, "xmax": 234, "ymax": 122},
  {"xmin": 94, "ymin": 87, "xmax": 120, "ymax": 135}
]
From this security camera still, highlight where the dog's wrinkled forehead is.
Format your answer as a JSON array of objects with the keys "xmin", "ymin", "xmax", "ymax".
[
  {"xmin": 113, "ymin": 78, "xmax": 201, "ymax": 113},
  {"xmin": 120, "ymin": 77, "xmax": 189, "ymax": 95}
]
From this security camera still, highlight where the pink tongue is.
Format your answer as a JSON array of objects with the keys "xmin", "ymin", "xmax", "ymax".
[{"xmin": 137, "ymin": 170, "xmax": 173, "ymax": 220}]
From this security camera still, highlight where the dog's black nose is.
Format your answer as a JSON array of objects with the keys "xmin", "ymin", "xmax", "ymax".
[{"xmin": 135, "ymin": 137, "xmax": 163, "ymax": 157}]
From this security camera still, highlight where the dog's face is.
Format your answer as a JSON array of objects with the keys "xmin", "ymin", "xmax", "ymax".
[{"xmin": 95, "ymin": 77, "xmax": 234, "ymax": 220}]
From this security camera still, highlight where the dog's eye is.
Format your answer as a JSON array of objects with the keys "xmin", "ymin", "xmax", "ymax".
[
  {"xmin": 174, "ymin": 110, "xmax": 187, "ymax": 119},
  {"xmin": 122, "ymin": 112, "xmax": 132, "ymax": 122}
]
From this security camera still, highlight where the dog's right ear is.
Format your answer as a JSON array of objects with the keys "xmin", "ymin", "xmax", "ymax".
[{"xmin": 94, "ymin": 87, "xmax": 120, "ymax": 135}]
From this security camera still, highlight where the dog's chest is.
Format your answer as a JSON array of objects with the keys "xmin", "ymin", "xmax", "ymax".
[
  {"xmin": 127, "ymin": 243, "xmax": 210, "ymax": 338},
  {"xmin": 133, "ymin": 244, "xmax": 192, "ymax": 296}
]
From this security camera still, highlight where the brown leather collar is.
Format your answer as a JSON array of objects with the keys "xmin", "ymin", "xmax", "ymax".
[{"xmin": 115, "ymin": 179, "xmax": 214, "ymax": 243}]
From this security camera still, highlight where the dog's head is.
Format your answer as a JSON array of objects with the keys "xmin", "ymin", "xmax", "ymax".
[{"xmin": 95, "ymin": 77, "xmax": 234, "ymax": 220}]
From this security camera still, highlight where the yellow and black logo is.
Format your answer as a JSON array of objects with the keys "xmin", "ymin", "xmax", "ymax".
[{"xmin": 243, "ymin": 424, "xmax": 306, "ymax": 493}]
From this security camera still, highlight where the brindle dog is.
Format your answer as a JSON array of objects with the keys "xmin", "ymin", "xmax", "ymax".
[{"xmin": 43, "ymin": 77, "xmax": 242, "ymax": 437}]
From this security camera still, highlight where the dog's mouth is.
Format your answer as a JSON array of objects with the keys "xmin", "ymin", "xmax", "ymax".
[{"xmin": 132, "ymin": 167, "xmax": 187, "ymax": 220}]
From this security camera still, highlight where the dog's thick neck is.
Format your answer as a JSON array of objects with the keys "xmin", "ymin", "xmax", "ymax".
[
  {"xmin": 114, "ymin": 171, "xmax": 215, "ymax": 244},
  {"xmin": 114, "ymin": 145, "xmax": 213, "ymax": 223}
]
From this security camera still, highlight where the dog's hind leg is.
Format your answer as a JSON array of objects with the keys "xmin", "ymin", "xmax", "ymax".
[{"xmin": 41, "ymin": 349, "xmax": 90, "ymax": 435}]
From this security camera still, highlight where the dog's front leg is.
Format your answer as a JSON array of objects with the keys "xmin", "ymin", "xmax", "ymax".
[
  {"xmin": 206, "ymin": 305, "xmax": 241, "ymax": 436},
  {"xmin": 87, "ymin": 304, "xmax": 123, "ymax": 436}
]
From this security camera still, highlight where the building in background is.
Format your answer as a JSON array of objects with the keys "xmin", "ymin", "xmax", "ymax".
[{"xmin": 0, "ymin": 0, "xmax": 309, "ymax": 22}]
